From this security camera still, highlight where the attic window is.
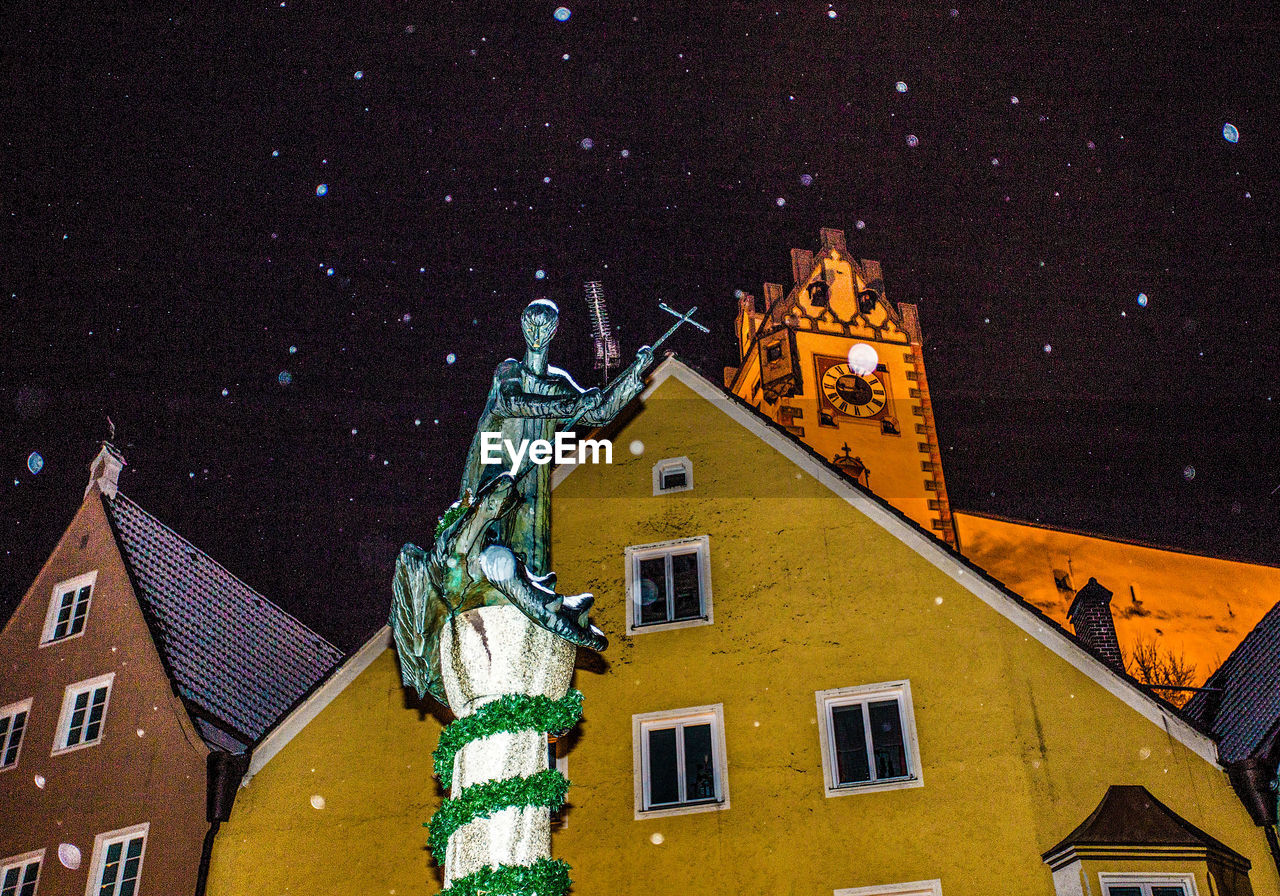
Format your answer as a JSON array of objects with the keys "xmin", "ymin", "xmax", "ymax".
[
  {"xmin": 765, "ymin": 343, "xmax": 783, "ymax": 363},
  {"xmin": 652, "ymin": 457, "xmax": 693, "ymax": 495},
  {"xmin": 41, "ymin": 571, "xmax": 97, "ymax": 646}
]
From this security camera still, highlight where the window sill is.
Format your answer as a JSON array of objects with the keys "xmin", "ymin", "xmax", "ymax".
[
  {"xmin": 636, "ymin": 798, "xmax": 729, "ymax": 821},
  {"xmin": 38, "ymin": 630, "xmax": 87, "ymax": 649},
  {"xmin": 824, "ymin": 775, "xmax": 923, "ymax": 798},
  {"xmin": 51, "ymin": 738, "xmax": 103, "ymax": 757},
  {"xmin": 627, "ymin": 615, "xmax": 712, "ymax": 636}
]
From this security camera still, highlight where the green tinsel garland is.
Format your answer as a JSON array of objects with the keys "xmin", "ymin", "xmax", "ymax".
[
  {"xmin": 427, "ymin": 769, "xmax": 569, "ymax": 856},
  {"xmin": 433, "ymin": 690, "xmax": 584, "ymax": 780},
  {"xmin": 439, "ymin": 857, "xmax": 572, "ymax": 896}
]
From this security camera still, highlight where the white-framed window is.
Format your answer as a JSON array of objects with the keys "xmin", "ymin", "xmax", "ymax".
[
  {"xmin": 53, "ymin": 673, "xmax": 114, "ymax": 754},
  {"xmin": 816, "ymin": 681, "xmax": 923, "ymax": 797},
  {"xmin": 86, "ymin": 823, "xmax": 147, "ymax": 896},
  {"xmin": 0, "ymin": 850, "xmax": 43, "ymax": 896},
  {"xmin": 624, "ymin": 536, "xmax": 713, "ymax": 635},
  {"xmin": 41, "ymin": 571, "xmax": 97, "ymax": 646},
  {"xmin": 0, "ymin": 699, "xmax": 32, "ymax": 770},
  {"xmin": 651, "ymin": 457, "xmax": 693, "ymax": 495},
  {"xmin": 834, "ymin": 881, "xmax": 942, "ymax": 896},
  {"xmin": 1097, "ymin": 873, "xmax": 1197, "ymax": 896},
  {"xmin": 632, "ymin": 704, "xmax": 729, "ymax": 819}
]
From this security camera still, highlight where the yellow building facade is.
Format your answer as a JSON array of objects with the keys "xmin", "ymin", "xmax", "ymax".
[{"xmin": 207, "ymin": 358, "xmax": 1276, "ymax": 895}]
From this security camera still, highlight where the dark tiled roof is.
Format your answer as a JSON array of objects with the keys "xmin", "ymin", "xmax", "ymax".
[
  {"xmin": 1185, "ymin": 597, "xmax": 1280, "ymax": 763},
  {"xmin": 104, "ymin": 492, "xmax": 343, "ymax": 747},
  {"xmin": 1042, "ymin": 785, "xmax": 1248, "ymax": 868}
]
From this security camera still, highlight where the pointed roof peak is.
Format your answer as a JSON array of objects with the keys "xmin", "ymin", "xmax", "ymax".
[
  {"xmin": 1043, "ymin": 784, "xmax": 1249, "ymax": 872},
  {"xmin": 86, "ymin": 442, "xmax": 127, "ymax": 500}
]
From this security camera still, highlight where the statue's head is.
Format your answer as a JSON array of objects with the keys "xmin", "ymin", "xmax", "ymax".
[{"xmin": 521, "ymin": 299, "xmax": 559, "ymax": 352}]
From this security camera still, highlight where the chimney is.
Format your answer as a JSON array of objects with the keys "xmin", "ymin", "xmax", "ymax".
[
  {"xmin": 790, "ymin": 248, "xmax": 814, "ymax": 287},
  {"xmin": 86, "ymin": 443, "xmax": 126, "ymax": 500},
  {"xmin": 1067, "ymin": 577, "xmax": 1124, "ymax": 673},
  {"xmin": 762, "ymin": 281, "xmax": 783, "ymax": 309},
  {"xmin": 819, "ymin": 227, "xmax": 846, "ymax": 253}
]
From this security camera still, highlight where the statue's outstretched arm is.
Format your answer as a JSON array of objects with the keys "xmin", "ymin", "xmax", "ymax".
[{"xmin": 576, "ymin": 346, "xmax": 653, "ymax": 425}]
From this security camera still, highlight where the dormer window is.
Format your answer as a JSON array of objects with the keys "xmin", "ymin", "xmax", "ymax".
[
  {"xmin": 652, "ymin": 457, "xmax": 693, "ymax": 495},
  {"xmin": 40, "ymin": 571, "xmax": 97, "ymax": 646}
]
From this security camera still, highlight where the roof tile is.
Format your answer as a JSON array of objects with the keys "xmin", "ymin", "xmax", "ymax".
[
  {"xmin": 105, "ymin": 492, "xmax": 343, "ymax": 746},
  {"xmin": 1185, "ymin": 597, "xmax": 1280, "ymax": 763}
]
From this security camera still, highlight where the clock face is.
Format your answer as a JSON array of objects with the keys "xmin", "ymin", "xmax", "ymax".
[{"xmin": 821, "ymin": 364, "xmax": 887, "ymax": 418}]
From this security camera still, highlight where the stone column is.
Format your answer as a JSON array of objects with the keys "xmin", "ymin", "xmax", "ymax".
[{"xmin": 439, "ymin": 605, "xmax": 576, "ymax": 887}]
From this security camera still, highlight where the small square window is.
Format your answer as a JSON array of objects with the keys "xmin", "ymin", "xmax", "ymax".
[
  {"xmin": 816, "ymin": 682, "xmax": 923, "ymax": 797},
  {"xmin": 0, "ymin": 850, "xmax": 42, "ymax": 896},
  {"xmin": 652, "ymin": 457, "xmax": 693, "ymax": 495},
  {"xmin": 0, "ymin": 700, "xmax": 32, "ymax": 770},
  {"xmin": 764, "ymin": 343, "xmax": 783, "ymax": 363},
  {"xmin": 625, "ymin": 537, "xmax": 713, "ymax": 635},
  {"xmin": 632, "ymin": 705, "xmax": 728, "ymax": 819},
  {"xmin": 53, "ymin": 673, "xmax": 114, "ymax": 754},
  {"xmin": 41, "ymin": 571, "xmax": 97, "ymax": 646},
  {"xmin": 88, "ymin": 824, "xmax": 147, "ymax": 896}
]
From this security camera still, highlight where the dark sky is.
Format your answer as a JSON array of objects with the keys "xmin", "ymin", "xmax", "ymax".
[{"xmin": 2, "ymin": 2, "xmax": 1277, "ymax": 650}]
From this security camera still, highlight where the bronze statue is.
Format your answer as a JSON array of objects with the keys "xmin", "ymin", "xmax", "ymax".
[
  {"xmin": 389, "ymin": 297, "xmax": 706, "ymax": 893},
  {"xmin": 458, "ymin": 299, "xmax": 650, "ymax": 575},
  {"xmin": 391, "ymin": 299, "xmax": 651, "ymax": 701}
]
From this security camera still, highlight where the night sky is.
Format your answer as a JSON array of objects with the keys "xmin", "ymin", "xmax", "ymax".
[{"xmin": 2, "ymin": 3, "xmax": 1276, "ymax": 650}]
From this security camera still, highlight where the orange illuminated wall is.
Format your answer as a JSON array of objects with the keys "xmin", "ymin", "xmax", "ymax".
[{"xmin": 955, "ymin": 511, "xmax": 1280, "ymax": 685}]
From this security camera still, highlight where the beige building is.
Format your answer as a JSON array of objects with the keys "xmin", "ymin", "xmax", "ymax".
[{"xmin": 0, "ymin": 444, "xmax": 340, "ymax": 896}]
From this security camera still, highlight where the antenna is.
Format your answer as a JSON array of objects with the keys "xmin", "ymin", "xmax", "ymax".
[{"xmin": 583, "ymin": 280, "xmax": 620, "ymax": 384}]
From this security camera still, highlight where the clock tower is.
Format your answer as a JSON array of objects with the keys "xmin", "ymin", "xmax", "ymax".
[{"xmin": 724, "ymin": 227, "xmax": 956, "ymax": 547}]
